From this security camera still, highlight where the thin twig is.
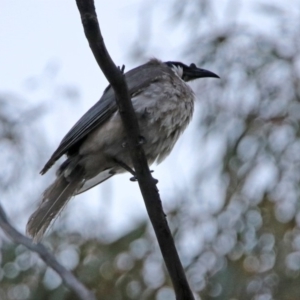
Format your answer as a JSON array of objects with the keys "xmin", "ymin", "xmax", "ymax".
[
  {"xmin": 75, "ymin": 1, "xmax": 195, "ymax": 299},
  {"xmin": 0, "ymin": 205, "xmax": 96, "ymax": 300}
]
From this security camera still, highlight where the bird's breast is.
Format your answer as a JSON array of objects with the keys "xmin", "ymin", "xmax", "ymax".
[
  {"xmin": 79, "ymin": 76, "xmax": 195, "ymax": 173},
  {"xmin": 132, "ymin": 78, "xmax": 195, "ymax": 164}
]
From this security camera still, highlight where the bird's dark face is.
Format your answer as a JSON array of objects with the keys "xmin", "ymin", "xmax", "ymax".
[{"xmin": 165, "ymin": 61, "xmax": 219, "ymax": 82}]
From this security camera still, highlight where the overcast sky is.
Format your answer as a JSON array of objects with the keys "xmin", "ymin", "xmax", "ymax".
[
  {"xmin": 1, "ymin": 0, "xmax": 288, "ymax": 239},
  {"xmin": 0, "ymin": 0, "xmax": 201, "ymax": 238}
]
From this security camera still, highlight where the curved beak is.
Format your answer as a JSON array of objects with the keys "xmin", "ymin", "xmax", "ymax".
[{"xmin": 183, "ymin": 63, "xmax": 220, "ymax": 81}]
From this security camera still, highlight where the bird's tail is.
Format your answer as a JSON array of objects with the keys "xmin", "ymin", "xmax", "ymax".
[{"xmin": 26, "ymin": 166, "xmax": 84, "ymax": 242}]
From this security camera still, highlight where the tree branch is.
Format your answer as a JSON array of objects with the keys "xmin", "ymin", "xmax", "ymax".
[
  {"xmin": 75, "ymin": 1, "xmax": 195, "ymax": 299},
  {"xmin": 0, "ymin": 205, "xmax": 96, "ymax": 300}
]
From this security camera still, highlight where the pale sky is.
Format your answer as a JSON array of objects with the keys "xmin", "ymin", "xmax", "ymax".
[
  {"xmin": 0, "ymin": 0, "xmax": 200, "ymax": 238},
  {"xmin": 1, "ymin": 0, "xmax": 286, "ymax": 240}
]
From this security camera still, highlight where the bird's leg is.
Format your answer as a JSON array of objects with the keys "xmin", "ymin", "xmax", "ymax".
[
  {"xmin": 113, "ymin": 159, "xmax": 138, "ymax": 181},
  {"xmin": 114, "ymin": 159, "xmax": 159, "ymax": 184},
  {"xmin": 114, "ymin": 159, "xmax": 135, "ymax": 175}
]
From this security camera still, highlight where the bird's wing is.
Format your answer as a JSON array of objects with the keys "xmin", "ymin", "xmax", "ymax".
[{"xmin": 41, "ymin": 59, "xmax": 170, "ymax": 174}]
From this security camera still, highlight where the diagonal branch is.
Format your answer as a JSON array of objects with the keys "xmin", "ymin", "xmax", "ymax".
[
  {"xmin": 0, "ymin": 204, "xmax": 96, "ymax": 300},
  {"xmin": 75, "ymin": 1, "xmax": 195, "ymax": 299}
]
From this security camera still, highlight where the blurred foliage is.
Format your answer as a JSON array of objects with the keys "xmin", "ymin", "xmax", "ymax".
[
  {"xmin": 155, "ymin": 0, "xmax": 300, "ymax": 299},
  {"xmin": 0, "ymin": 95, "xmax": 45, "ymax": 192},
  {"xmin": 0, "ymin": 223, "xmax": 153, "ymax": 300},
  {"xmin": 2, "ymin": 0, "xmax": 300, "ymax": 299}
]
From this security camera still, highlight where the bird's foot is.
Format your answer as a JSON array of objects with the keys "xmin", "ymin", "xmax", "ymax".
[
  {"xmin": 130, "ymin": 170, "xmax": 158, "ymax": 184},
  {"xmin": 114, "ymin": 159, "xmax": 158, "ymax": 184},
  {"xmin": 114, "ymin": 159, "xmax": 136, "ymax": 176},
  {"xmin": 130, "ymin": 176, "xmax": 138, "ymax": 182}
]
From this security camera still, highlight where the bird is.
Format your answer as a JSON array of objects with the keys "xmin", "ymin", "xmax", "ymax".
[{"xmin": 26, "ymin": 58, "xmax": 219, "ymax": 241}]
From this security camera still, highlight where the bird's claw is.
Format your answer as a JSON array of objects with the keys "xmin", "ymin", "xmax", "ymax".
[
  {"xmin": 130, "ymin": 173, "xmax": 158, "ymax": 184},
  {"xmin": 130, "ymin": 176, "xmax": 138, "ymax": 182}
]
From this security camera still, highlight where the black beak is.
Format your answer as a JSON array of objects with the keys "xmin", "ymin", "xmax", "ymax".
[{"xmin": 183, "ymin": 63, "xmax": 220, "ymax": 82}]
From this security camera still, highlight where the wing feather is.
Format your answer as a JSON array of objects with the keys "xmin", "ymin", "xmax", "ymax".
[{"xmin": 41, "ymin": 59, "xmax": 171, "ymax": 174}]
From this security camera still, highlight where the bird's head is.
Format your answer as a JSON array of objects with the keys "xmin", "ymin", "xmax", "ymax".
[{"xmin": 165, "ymin": 61, "xmax": 219, "ymax": 82}]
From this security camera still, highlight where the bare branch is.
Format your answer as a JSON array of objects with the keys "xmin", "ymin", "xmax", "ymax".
[
  {"xmin": 0, "ymin": 204, "xmax": 96, "ymax": 300},
  {"xmin": 75, "ymin": 1, "xmax": 195, "ymax": 299}
]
